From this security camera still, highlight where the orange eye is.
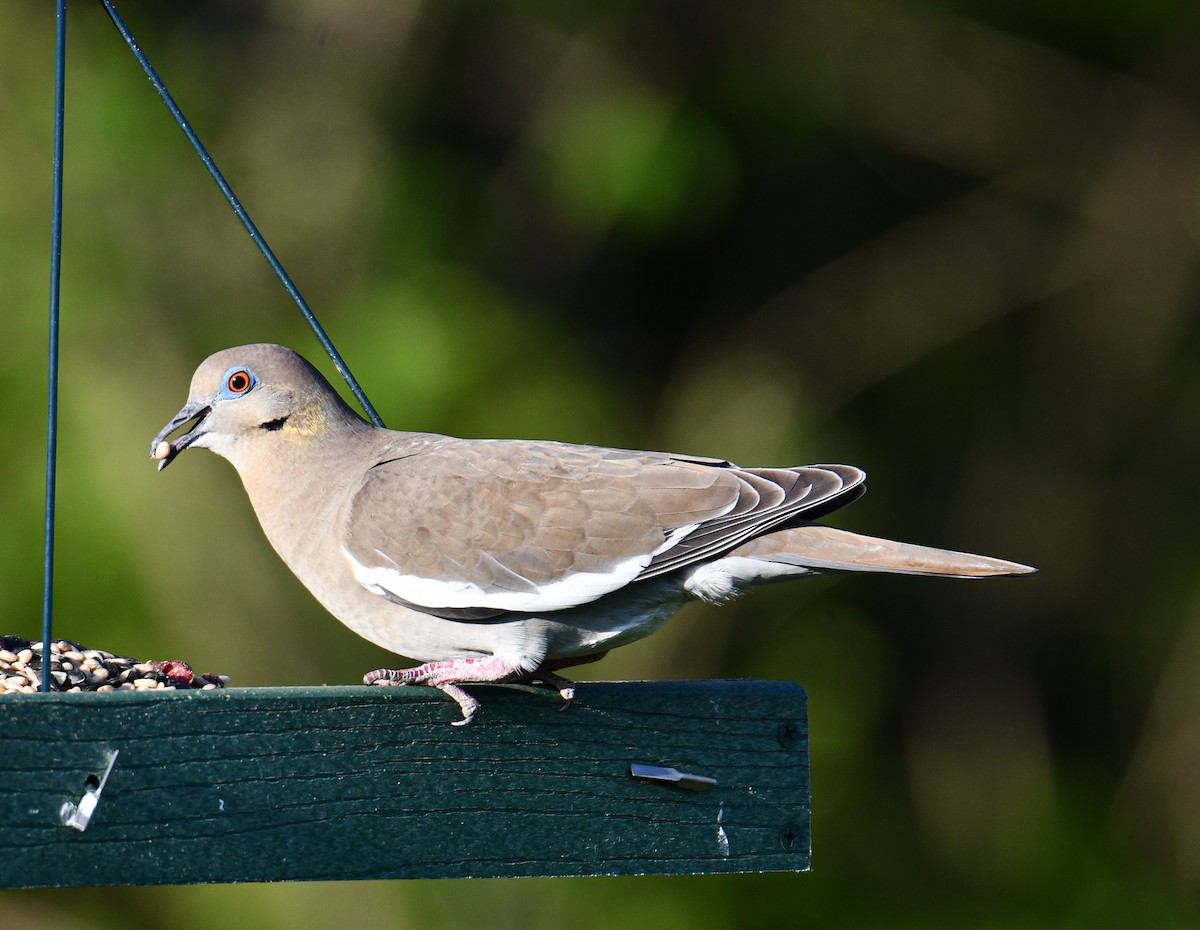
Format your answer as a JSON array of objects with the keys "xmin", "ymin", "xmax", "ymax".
[{"xmin": 227, "ymin": 370, "xmax": 252, "ymax": 394}]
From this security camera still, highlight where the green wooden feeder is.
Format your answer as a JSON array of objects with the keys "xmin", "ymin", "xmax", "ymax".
[
  {"xmin": 0, "ymin": 1, "xmax": 812, "ymax": 889},
  {"xmin": 1, "ymin": 681, "xmax": 810, "ymax": 887}
]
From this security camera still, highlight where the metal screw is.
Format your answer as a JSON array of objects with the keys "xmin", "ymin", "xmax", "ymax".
[{"xmin": 776, "ymin": 721, "xmax": 802, "ymax": 749}]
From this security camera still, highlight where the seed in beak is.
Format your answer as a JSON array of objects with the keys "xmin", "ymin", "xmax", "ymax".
[{"xmin": 152, "ymin": 441, "xmax": 172, "ymax": 461}]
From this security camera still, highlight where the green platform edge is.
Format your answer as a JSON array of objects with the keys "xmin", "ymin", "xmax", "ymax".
[{"xmin": 0, "ymin": 680, "xmax": 810, "ymax": 887}]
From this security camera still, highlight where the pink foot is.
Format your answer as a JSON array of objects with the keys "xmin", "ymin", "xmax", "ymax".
[
  {"xmin": 518, "ymin": 669, "xmax": 578, "ymax": 707},
  {"xmin": 513, "ymin": 653, "xmax": 610, "ymax": 709},
  {"xmin": 364, "ymin": 656, "xmax": 522, "ymax": 726}
]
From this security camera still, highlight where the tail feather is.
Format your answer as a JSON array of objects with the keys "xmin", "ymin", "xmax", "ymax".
[{"xmin": 727, "ymin": 524, "xmax": 1036, "ymax": 578}]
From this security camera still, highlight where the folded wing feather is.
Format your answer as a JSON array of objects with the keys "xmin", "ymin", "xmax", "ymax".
[{"xmin": 339, "ymin": 437, "xmax": 866, "ymax": 617}]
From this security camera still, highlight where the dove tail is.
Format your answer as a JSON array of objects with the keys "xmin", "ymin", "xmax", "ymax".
[
  {"xmin": 680, "ymin": 524, "xmax": 1034, "ymax": 603},
  {"xmin": 729, "ymin": 524, "xmax": 1037, "ymax": 577}
]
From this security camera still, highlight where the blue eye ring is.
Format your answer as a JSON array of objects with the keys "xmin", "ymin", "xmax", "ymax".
[{"xmin": 220, "ymin": 366, "xmax": 257, "ymax": 399}]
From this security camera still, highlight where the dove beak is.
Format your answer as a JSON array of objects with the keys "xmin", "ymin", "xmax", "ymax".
[{"xmin": 150, "ymin": 400, "xmax": 212, "ymax": 471}]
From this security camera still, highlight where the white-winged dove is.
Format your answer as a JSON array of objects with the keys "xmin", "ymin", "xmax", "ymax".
[{"xmin": 152, "ymin": 344, "xmax": 1034, "ymax": 723}]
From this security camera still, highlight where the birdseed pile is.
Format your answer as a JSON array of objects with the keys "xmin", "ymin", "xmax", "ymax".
[{"xmin": 0, "ymin": 636, "xmax": 228, "ymax": 694}]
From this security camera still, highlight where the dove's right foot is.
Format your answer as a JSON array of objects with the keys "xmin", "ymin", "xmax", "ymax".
[{"xmin": 364, "ymin": 656, "xmax": 523, "ymax": 726}]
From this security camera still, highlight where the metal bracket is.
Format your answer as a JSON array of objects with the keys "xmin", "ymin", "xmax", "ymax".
[
  {"xmin": 629, "ymin": 762, "xmax": 717, "ymax": 792},
  {"xmin": 60, "ymin": 749, "xmax": 119, "ymax": 831}
]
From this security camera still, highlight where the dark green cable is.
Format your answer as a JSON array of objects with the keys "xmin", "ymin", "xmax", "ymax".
[
  {"xmin": 42, "ymin": 0, "xmax": 68, "ymax": 692},
  {"xmin": 97, "ymin": 0, "xmax": 385, "ymax": 429}
]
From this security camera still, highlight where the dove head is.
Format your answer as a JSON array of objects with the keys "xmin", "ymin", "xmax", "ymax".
[{"xmin": 151, "ymin": 343, "xmax": 366, "ymax": 471}]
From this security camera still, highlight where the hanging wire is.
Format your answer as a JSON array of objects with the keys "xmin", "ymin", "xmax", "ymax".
[
  {"xmin": 42, "ymin": 0, "xmax": 68, "ymax": 693},
  {"xmin": 96, "ymin": 0, "xmax": 385, "ymax": 428}
]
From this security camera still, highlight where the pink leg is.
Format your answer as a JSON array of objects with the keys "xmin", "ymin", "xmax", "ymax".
[{"xmin": 364, "ymin": 656, "xmax": 522, "ymax": 726}]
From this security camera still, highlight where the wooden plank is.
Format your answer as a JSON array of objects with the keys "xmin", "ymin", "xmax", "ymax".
[{"xmin": 0, "ymin": 680, "xmax": 810, "ymax": 887}]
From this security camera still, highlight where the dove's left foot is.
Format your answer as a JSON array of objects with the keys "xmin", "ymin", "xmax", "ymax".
[
  {"xmin": 364, "ymin": 656, "xmax": 523, "ymax": 726},
  {"xmin": 529, "ymin": 669, "xmax": 576, "ymax": 706},
  {"xmin": 517, "ymin": 652, "xmax": 610, "ymax": 708}
]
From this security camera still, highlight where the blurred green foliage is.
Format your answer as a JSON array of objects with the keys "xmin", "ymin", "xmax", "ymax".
[{"xmin": 3, "ymin": 0, "xmax": 1200, "ymax": 925}]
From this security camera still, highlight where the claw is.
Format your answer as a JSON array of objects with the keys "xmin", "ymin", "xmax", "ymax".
[
  {"xmin": 440, "ymin": 682, "xmax": 481, "ymax": 726},
  {"xmin": 557, "ymin": 685, "xmax": 575, "ymax": 710},
  {"xmin": 526, "ymin": 669, "xmax": 577, "ymax": 710}
]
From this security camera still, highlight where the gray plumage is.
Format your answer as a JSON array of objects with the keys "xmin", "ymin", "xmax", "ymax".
[{"xmin": 152, "ymin": 344, "xmax": 1035, "ymax": 723}]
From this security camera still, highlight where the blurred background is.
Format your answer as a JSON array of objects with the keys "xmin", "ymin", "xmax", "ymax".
[{"xmin": 3, "ymin": 0, "xmax": 1200, "ymax": 925}]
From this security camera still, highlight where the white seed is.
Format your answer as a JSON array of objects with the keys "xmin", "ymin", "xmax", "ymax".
[{"xmin": 153, "ymin": 440, "xmax": 172, "ymax": 460}]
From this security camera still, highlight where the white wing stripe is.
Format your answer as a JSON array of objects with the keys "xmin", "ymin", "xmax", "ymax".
[{"xmin": 344, "ymin": 547, "xmax": 652, "ymax": 613}]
